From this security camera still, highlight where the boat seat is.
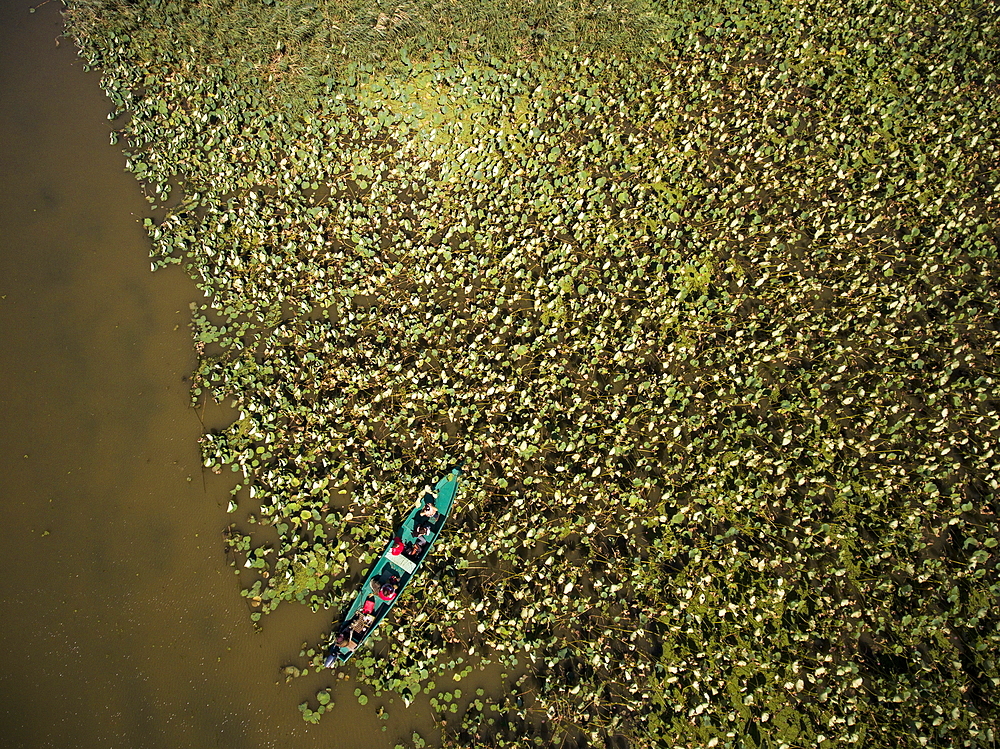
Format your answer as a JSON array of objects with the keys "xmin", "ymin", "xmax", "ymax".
[
  {"xmin": 362, "ymin": 600, "xmax": 375, "ymax": 615},
  {"xmin": 389, "ymin": 555, "xmax": 417, "ymax": 575}
]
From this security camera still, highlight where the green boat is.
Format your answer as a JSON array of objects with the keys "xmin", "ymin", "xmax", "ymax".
[{"xmin": 324, "ymin": 466, "xmax": 462, "ymax": 666}]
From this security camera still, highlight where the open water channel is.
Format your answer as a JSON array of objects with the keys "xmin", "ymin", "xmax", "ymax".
[{"xmin": 0, "ymin": 2, "xmax": 403, "ymax": 746}]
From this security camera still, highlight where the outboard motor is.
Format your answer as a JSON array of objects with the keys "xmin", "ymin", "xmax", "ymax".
[{"xmin": 323, "ymin": 647, "xmax": 340, "ymax": 669}]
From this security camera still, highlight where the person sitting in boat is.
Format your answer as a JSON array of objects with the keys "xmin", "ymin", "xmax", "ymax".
[
  {"xmin": 334, "ymin": 629, "xmax": 358, "ymax": 651},
  {"xmin": 418, "ymin": 486, "xmax": 440, "ymax": 519},
  {"xmin": 405, "ymin": 537, "xmax": 428, "ymax": 559},
  {"xmin": 413, "ymin": 520, "xmax": 432, "ymax": 540},
  {"xmin": 377, "ymin": 573, "xmax": 401, "ymax": 602}
]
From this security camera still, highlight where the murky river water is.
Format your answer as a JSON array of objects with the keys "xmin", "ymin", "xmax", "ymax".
[{"xmin": 0, "ymin": 2, "xmax": 408, "ymax": 746}]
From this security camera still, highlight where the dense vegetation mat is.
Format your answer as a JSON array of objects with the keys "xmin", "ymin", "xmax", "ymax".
[{"xmin": 65, "ymin": 0, "xmax": 1000, "ymax": 746}]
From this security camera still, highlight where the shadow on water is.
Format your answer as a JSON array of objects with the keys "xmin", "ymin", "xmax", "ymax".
[{"xmin": 0, "ymin": 1, "xmax": 402, "ymax": 746}]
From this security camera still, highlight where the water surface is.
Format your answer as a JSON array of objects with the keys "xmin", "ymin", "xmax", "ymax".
[{"xmin": 0, "ymin": 2, "xmax": 393, "ymax": 746}]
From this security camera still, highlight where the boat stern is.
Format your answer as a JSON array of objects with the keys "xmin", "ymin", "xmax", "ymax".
[{"xmin": 323, "ymin": 647, "xmax": 342, "ymax": 668}]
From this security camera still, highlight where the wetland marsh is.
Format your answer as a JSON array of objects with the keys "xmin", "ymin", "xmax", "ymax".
[{"xmin": 57, "ymin": 0, "xmax": 1000, "ymax": 747}]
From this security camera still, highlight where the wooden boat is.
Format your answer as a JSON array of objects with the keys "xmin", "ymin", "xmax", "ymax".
[{"xmin": 324, "ymin": 466, "xmax": 462, "ymax": 666}]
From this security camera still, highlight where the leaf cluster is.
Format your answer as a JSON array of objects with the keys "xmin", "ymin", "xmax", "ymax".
[{"xmin": 63, "ymin": 0, "xmax": 1000, "ymax": 747}]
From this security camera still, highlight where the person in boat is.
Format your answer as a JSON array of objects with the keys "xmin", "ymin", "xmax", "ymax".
[
  {"xmin": 334, "ymin": 629, "xmax": 358, "ymax": 651},
  {"xmin": 413, "ymin": 520, "xmax": 432, "ymax": 540},
  {"xmin": 419, "ymin": 486, "xmax": 440, "ymax": 520},
  {"xmin": 405, "ymin": 537, "xmax": 428, "ymax": 559},
  {"xmin": 377, "ymin": 573, "xmax": 401, "ymax": 601}
]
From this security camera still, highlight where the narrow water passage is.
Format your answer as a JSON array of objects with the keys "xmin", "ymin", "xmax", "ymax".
[{"xmin": 0, "ymin": 2, "xmax": 390, "ymax": 746}]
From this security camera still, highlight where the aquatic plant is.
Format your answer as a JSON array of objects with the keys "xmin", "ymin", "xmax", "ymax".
[{"xmin": 64, "ymin": 0, "xmax": 1000, "ymax": 746}]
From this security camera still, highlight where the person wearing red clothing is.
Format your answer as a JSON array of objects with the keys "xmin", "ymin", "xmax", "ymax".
[{"xmin": 377, "ymin": 573, "xmax": 401, "ymax": 601}]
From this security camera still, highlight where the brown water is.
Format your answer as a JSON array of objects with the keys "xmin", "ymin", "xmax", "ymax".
[{"xmin": 0, "ymin": 2, "xmax": 401, "ymax": 747}]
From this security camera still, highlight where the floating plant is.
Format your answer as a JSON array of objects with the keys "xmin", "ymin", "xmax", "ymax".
[{"xmin": 64, "ymin": 1, "xmax": 1000, "ymax": 747}]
